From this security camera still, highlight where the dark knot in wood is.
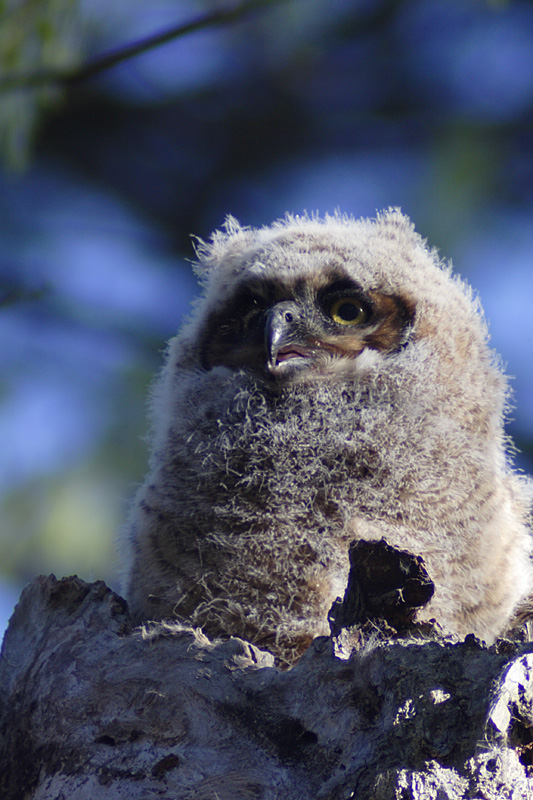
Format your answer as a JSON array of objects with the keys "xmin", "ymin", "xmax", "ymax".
[{"xmin": 328, "ymin": 538, "xmax": 435, "ymax": 636}]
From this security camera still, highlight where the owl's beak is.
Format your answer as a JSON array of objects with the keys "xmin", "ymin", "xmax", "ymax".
[{"xmin": 265, "ymin": 302, "xmax": 311, "ymax": 372}]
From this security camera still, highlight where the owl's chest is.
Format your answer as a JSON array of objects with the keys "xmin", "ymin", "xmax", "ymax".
[{"xmin": 171, "ymin": 385, "xmax": 405, "ymax": 534}]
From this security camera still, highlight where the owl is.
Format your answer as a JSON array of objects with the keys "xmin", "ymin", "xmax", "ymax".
[{"xmin": 122, "ymin": 210, "xmax": 533, "ymax": 667}]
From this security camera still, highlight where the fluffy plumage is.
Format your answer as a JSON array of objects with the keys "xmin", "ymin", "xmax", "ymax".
[{"xmin": 122, "ymin": 209, "xmax": 533, "ymax": 667}]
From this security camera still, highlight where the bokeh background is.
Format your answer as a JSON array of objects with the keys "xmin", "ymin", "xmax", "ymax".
[{"xmin": 1, "ymin": 0, "xmax": 533, "ymax": 635}]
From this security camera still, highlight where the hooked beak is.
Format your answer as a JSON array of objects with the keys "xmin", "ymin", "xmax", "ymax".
[{"xmin": 265, "ymin": 301, "xmax": 314, "ymax": 373}]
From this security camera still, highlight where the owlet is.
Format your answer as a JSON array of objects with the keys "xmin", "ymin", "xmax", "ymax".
[{"xmin": 122, "ymin": 210, "xmax": 533, "ymax": 667}]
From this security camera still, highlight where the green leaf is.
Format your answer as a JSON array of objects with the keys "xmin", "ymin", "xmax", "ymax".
[{"xmin": 0, "ymin": 0, "xmax": 83, "ymax": 168}]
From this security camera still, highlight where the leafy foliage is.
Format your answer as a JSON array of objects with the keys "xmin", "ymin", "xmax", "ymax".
[{"xmin": 0, "ymin": 0, "xmax": 82, "ymax": 167}]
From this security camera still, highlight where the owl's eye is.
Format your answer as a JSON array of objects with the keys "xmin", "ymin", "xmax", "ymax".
[
  {"xmin": 242, "ymin": 304, "xmax": 264, "ymax": 331},
  {"xmin": 329, "ymin": 297, "xmax": 367, "ymax": 326}
]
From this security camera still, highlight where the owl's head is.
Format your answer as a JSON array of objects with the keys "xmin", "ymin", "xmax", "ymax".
[
  {"xmin": 174, "ymin": 209, "xmax": 491, "ymax": 389},
  {"xmin": 198, "ymin": 248, "xmax": 415, "ymax": 382}
]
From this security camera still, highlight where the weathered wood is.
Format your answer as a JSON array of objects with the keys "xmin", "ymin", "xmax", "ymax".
[{"xmin": 1, "ymin": 574, "xmax": 533, "ymax": 799}]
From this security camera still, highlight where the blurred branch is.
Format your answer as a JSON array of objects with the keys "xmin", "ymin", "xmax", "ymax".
[
  {"xmin": 0, "ymin": 0, "xmax": 288, "ymax": 92},
  {"xmin": 0, "ymin": 283, "xmax": 50, "ymax": 308}
]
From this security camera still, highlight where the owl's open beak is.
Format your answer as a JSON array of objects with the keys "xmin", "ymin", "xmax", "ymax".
[{"xmin": 265, "ymin": 302, "xmax": 313, "ymax": 373}]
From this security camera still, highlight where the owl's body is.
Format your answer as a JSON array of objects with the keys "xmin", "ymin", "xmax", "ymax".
[{"xmin": 122, "ymin": 210, "xmax": 533, "ymax": 666}]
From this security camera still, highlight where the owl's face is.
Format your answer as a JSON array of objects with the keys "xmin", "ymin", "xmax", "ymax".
[{"xmin": 200, "ymin": 268, "xmax": 415, "ymax": 382}]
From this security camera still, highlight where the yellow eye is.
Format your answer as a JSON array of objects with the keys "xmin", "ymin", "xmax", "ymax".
[{"xmin": 330, "ymin": 297, "xmax": 366, "ymax": 326}]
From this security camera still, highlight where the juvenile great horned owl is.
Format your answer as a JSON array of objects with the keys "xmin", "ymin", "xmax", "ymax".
[{"xmin": 122, "ymin": 210, "xmax": 533, "ymax": 667}]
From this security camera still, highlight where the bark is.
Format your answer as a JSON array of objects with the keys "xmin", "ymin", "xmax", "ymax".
[{"xmin": 1, "ymin": 573, "xmax": 533, "ymax": 799}]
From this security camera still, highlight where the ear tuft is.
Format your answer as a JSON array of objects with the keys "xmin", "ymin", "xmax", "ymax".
[
  {"xmin": 375, "ymin": 207, "xmax": 417, "ymax": 235},
  {"xmin": 191, "ymin": 216, "xmax": 257, "ymax": 280}
]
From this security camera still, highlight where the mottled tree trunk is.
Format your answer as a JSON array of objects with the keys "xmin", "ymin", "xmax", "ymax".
[{"xmin": 1, "ymin": 573, "xmax": 533, "ymax": 799}]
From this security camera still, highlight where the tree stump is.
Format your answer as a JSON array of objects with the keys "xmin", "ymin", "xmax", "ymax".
[{"xmin": 1, "ymin": 566, "xmax": 533, "ymax": 798}]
